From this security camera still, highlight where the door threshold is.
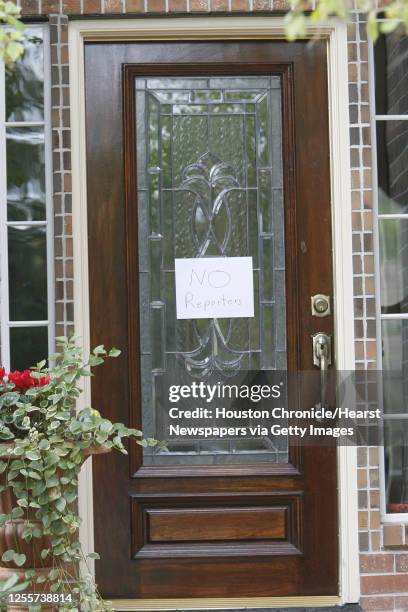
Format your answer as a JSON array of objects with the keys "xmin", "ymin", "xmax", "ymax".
[{"xmin": 110, "ymin": 596, "xmax": 342, "ymax": 611}]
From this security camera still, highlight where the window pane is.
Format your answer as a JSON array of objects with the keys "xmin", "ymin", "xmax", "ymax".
[
  {"xmin": 5, "ymin": 28, "xmax": 44, "ymax": 122},
  {"xmin": 380, "ymin": 219, "xmax": 408, "ymax": 314},
  {"xmin": 377, "ymin": 120, "xmax": 408, "ymax": 214},
  {"xmin": 384, "ymin": 420, "xmax": 408, "ymax": 513},
  {"xmin": 6, "ymin": 127, "xmax": 46, "ymax": 221},
  {"xmin": 375, "ymin": 25, "xmax": 408, "ymax": 116},
  {"xmin": 8, "ymin": 226, "xmax": 47, "ymax": 321},
  {"xmin": 381, "ymin": 320, "xmax": 408, "ymax": 415},
  {"xmin": 10, "ymin": 327, "xmax": 48, "ymax": 371}
]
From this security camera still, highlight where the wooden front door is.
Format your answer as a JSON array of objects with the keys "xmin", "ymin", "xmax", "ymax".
[{"xmin": 85, "ymin": 40, "xmax": 337, "ymax": 600}]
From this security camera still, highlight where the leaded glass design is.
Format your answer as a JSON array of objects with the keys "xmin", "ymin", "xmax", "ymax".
[{"xmin": 136, "ymin": 76, "xmax": 287, "ymax": 465}]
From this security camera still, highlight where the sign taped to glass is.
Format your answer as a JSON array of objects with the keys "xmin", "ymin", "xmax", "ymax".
[{"xmin": 175, "ymin": 256, "xmax": 255, "ymax": 319}]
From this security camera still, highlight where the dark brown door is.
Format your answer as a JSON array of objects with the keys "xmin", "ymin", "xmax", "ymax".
[{"xmin": 85, "ymin": 40, "xmax": 337, "ymax": 599}]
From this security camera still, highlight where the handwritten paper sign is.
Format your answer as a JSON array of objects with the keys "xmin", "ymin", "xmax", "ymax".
[{"xmin": 175, "ymin": 257, "xmax": 254, "ymax": 320}]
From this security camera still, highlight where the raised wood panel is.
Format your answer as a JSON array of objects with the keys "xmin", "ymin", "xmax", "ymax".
[
  {"xmin": 147, "ymin": 507, "xmax": 286, "ymax": 543},
  {"xmin": 131, "ymin": 494, "xmax": 302, "ymax": 558}
]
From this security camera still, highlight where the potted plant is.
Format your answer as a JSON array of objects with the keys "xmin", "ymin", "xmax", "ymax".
[{"xmin": 0, "ymin": 336, "xmax": 157, "ymax": 611}]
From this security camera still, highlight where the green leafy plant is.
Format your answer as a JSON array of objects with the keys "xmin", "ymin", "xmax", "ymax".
[
  {"xmin": 0, "ymin": 1, "xmax": 25, "ymax": 66},
  {"xmin": 285, "ymin": 0, "xmax": 408, "ymax": 41},
  {"xmin": 0, "ymin": 336, "xmax": 158, "ymax": 611}
]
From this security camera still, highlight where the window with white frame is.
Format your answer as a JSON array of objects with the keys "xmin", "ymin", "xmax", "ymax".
[
  {"xmin": 374, "ymin": 25, "xmax": 408, "ymax": 516},
  {"xmin": 0, "ymin": 24, "xmax": 54, "ymax": 371}
]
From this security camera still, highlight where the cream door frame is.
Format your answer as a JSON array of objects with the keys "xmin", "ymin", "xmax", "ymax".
[{"xmin": 69, "ymin": 16, "xmax": 359, "ymax": 607}]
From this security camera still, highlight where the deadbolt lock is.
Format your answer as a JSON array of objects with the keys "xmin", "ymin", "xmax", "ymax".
[{"xmin": 311, "ymin": 294, "xmax": 331, "ymax": 317}]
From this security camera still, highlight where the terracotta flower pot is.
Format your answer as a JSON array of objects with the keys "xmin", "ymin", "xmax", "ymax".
[{"xmin": 0, "ymin": 444, "xmax": 110, "ymax": 611}]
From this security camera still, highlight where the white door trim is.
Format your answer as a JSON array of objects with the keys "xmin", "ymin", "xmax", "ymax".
[{"xmin": 69, "ymin": 16, "xmax": 359, "ymax": 605}]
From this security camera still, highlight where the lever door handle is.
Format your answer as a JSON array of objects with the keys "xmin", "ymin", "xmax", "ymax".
[{"xmin": 312, "ymin": 333, "xmax": 332, "ymax": 417}]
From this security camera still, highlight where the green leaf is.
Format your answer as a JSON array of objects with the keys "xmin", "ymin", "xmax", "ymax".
[
  {"xmin": 45, "ymin": 476, "xmax": 59, "ymax": 487},
  {"xmin": 366, "ymin": 11, "xmax": 379, "ymax": 41},
  {"xmin": 0, "ymin": 514, "xmax": 9, "ymax": 527},
  {"xmin": 108, "ymin": 348, "xmax": 121, "ymax": 358},
  {"xmin": 92, "ymin": 345, "xmax": 106, "ymax": 356},
  {"xmin": 2, "ymin": 549, "xmax": 16, "ymax": 562},
  {"xmin": 11, "ymin": 507, "xmax": 24, "ymax": 519},
  {"xmin": 13, "ymin": 553, "xmax": 26, "ymax": 567},
  {"xmin": 64, "ymin": 489, "xmax": 77, "ymax": 504},
  {"xmin": 87, "ymin": 552, "xmax": 100, "ymax": 560},
  {"xmin": 379, "ymin": 18, "xmax": 400, "ymax": 34},
  {"xmin": 8, "ymin": 580, "xmax": 30, "ymax": 593},
  {"xmin": 24, "ymin": 570, "xmax": 36, "ymax": 579},
  {"xmin": 48, "ymin": 568, "xmax": 60, "ymax": 581},
  {"xmin": 28, "ymin": 471, "xmax": 41, "ymax": 480},
  {"xmin": 0, "ymin": 572, "xmax": 19, "ymax": 591},
  {"xmin": 88, "ymin": 355, "xmax": 104, "ymax": 366},
  {"xmin": 55, "ymin": 497, "xmax": 66, "ymax": 512},
  {"xmin": 25, "ymin": 450, "xmax": 40, "ymax": 461},
  {"xmin": 100, "ymin": 420, "xmax": 113, "ymax": 433}
]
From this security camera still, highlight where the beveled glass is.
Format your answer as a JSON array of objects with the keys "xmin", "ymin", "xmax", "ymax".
[{"xmin": 135, "ymin": 76, "xmax": 287, "ymax": 465}]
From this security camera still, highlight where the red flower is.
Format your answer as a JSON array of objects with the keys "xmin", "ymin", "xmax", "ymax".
[
  {"xmin": 8, "ymin": 370, "xmax": 50, "ymax": 393},
  {"xmin": 0, "ymin": 368, "xmax": 5, "ymax": 382}
]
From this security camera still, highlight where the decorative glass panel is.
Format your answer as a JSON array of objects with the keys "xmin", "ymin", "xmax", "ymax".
[
  {"xmin": 136, "ymin": 76, "xmax": 287, "ymax": 465},
  {"xmin": 5, "ymin": 28, "xmax": 44, "ymax": 123},
  {"xmin": 6, "ymin": 127, "xmax": 46, "ymax": 221},
  {"xmin": 8, "ymin": 225, "xmax": 48, "ymax": 321}
]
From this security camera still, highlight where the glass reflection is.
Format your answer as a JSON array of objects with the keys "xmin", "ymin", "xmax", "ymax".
[
  {"xmin": 380, "ymin": 219, "xmax": 408, "ymax": 314},
  {"xmin": 6, "ymin": 127, "xmax": 46, "ymax": 222},
  {"xmin": 375, "ymin": 26, "xmax": 408, "ymax": 116},
  {"xmin": 382, "ymin": 320, "xmax": 408, "ymax": 415},
  {"xmin": 384, "ymin": 420, "xmax": 408, "ymax": 513},
  {"xmin": 5, "ymin": 28, "xmax": 44, "ymax": 122},
  {"xmin": 10, "ymin": 327, "xmax": 48, "ymax": 371},
  {"xmin": 8, "ymin": 226, "xmax": 48, "ymax": 321},
  {"xmin": 377, "ymin": 121, "xmax": 408, "ymax": 214}
]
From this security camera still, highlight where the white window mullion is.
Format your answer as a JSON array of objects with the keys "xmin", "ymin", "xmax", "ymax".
[
  {"xmin": 5, "ymin": 121, "xmax": 45, "ymax": 128},
  {"xmin": 6, "ymin": 221, "xmax": 48, "ymax": 227},
  {"xmin": 0, "ymin": 52, "xmax": 10, "ymax": 371},
  {"xmin": 43, "ymin": 25, "xmax": 55, "ymax": 360},
  {"xmin": 375, "ymin": 114, "xmax": 408, "ymax": 121},
  {"xmin": 7, "ymin": 321, "xmax": 49, "ymax": 327}
]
